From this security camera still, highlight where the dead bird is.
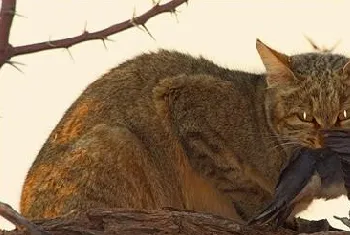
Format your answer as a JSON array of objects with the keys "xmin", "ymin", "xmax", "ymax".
[
  {"xmin": 248, "ymin": 147, "xmax": 346, "ymax": 227},
  {"xmin": 323, "ymin": 129, "xmax": 350, "ymax": 197}
]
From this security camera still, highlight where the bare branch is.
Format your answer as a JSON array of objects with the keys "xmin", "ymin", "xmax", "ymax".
[
  {"xmin": 1, "ymin": 207, "xmax": 300, "ymax": 235},
  {"xmin": 0, "ymin": 0, "xmax": 16, "ymax": 66},
  {"xmin": 0, "ymin": 0, "xmax": 188, "ymax": 68}
]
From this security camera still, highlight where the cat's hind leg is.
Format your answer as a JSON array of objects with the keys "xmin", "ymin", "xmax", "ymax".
[{"xmin": 20, "ymin": 123, "xmax": 182, "ymax": 219}]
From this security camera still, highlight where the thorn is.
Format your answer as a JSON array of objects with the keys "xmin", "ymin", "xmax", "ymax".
[
  {"xmin": 151, "ymin": 0, "xmax": 161, "ymax": 6},
  {"xmin": 82, "ymin": 21, "xmax": 88, "ymax": 35},
  {"xmin": 131, "ymin": 18, "xmax": 156, "ymax": 40},
  {"xmin": 185, "ymin": 0, "xmax": 189, "ymax": 6},
  {"xmin": 304, "ymin": 34, "xmax": 319, "ymax": 51},
  {"xmin": 132, "ymin": 6, "xmax": 137, "ymax": 19},
  {"xmin": 101, "ymin": 38, "xmax": 108, "ymax": 50},
  {"xmin": 328, "ymin": 39, "xmax": 341, "ymax": 52},
  {"xmin": 129, "ymin": 8, "xmax": 156, "ymax": 41},
  {"xmin": 103, "ymin": 37, "xmax": 114, "ymax": 42},
  {"xmin": 65, "ymin": 48, "xmax": 75, "ymax": 62},
  {"xmin": 84, "ymin": 21, "xmax": 88, "ymax": 31},
  {"xmin": 14, "ymin": 12, "xmax": 27, "ymax": 18},
  {"xmin": 141, "ymin": 24, "xmax": 155, "ymax": 41},
  {"xmin": 46, "ymin": 36, "xmax": 56, "ymax": 47},
  {"xmin": 303, "ymin": 34, "xmax": 339, "ymax": 53},
  {"xmin": 130, "ymin": 9, "xmax": 148, "ymax": 34},
  {"xmin": 6, "ymin": 61, "xmax": 25, "ymax": 73},
  {"xmin": 130, "ymin": 18, "xmax": 141, "ymax": 29},
  {"xmin": 130, "ymin": 7, "xmax": 140, "ymax": 27},
  {"xmin": 170, "ymin": 9, "xmax": 179, "ymax": 23},
  {"xmin": 10, "ymin": 61, "xmax": 25, "ymax": 66},
  {"xmin": 8, "ymin": 10, "xmax": 27, "ymax": 18}
]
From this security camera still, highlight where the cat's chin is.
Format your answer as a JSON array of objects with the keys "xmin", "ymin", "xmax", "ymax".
[{"xmin": 299, "ymin": 140, "xmax": 323, "ymax": 149}]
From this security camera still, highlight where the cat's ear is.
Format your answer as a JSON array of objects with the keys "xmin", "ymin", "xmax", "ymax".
[
  {"xmin": 341, "ymin": 60, "xmax": 350, "ymax": 85},
  {"xmin": 256, "ymin": 39, "xmax": 295, "ymax": 87},
  {"xmin": 342, "ymin": 60, "xmax": 350, "ymax": 76}
]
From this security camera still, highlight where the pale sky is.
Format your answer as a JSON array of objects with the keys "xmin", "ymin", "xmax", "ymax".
[{"xmin": 1, "ymin": 0, "xmax": 350, "ymax": 231}]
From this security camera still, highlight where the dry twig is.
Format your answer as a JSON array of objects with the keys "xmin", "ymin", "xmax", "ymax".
[
  {"xmin": 304, "ymin": 35, "xmax": 341, "ymax": 53},
  {"xmin": 0, "ymin": 0, "xmax": 188, "ymax": 69}
]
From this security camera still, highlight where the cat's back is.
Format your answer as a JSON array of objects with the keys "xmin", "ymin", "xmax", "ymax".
[
  {"xmin": 69, "ymin": 49, "xmax": 261, "ymax": 130},
  {"xmin": 87, "ymin": 49, "xmax": 260, "ymax": 98},
  {"xmin": 21, "ymin": 49, "xmax": 263, "ymax": 219},
  {"xmin": 28, "ymin": 50, "xmax": 263, "ymax": 173}
]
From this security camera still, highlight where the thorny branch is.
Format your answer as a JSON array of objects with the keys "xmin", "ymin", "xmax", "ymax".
[
  {"xmin": 0, "ymin": 0, "xmax": 188, "ymax": 231},
  {"xmin": 0, "ymin": 0, "xmax": 188, "ymax": 69},
  {"xmin": 0, "ymin": 0, "xmax": 16, "ymax": 68}
]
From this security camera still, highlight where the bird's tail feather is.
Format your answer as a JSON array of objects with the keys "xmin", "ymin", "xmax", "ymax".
[{"xmin": 248, "ymin": 202, "xmax": 287, "ymax": 225}]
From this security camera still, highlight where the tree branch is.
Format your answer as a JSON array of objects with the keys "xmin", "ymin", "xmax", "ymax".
[
  {"xmin": 0, "ymin": 0, "xmax": 188, "ymax": 68},
  {"xmin": 0, "ymin": 202, "xmax": 48, "ymax": 235},
  {"xmin": 0, "ymin": 0, "xmax": 16, "ymax": 66},
  {"xmin": 2, "ymin": 207, "xmax": 349, "ymax": 235},
  {"xmin": 0, "ymin": 207, "xmax": 299, "ymax": 235}
]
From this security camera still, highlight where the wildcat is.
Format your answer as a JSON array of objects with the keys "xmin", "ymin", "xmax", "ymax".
[{"xmin": 20, "ymin": 40, "xmax": 350, "ymax": 224}]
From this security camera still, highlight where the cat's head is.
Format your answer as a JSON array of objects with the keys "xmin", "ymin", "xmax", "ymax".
[{"xmin": 257, "ymin": 39, "xmax": 350, "ymax": 148}]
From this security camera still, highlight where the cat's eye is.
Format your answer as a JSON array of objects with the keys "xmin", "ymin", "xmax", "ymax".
[
  {"xmin": 338, "ymin": 109, "xmax": 350, "ymax": 121},
  {"xmin": 297, "ymin": 111, "xmax": 315, "ymax": 123}
]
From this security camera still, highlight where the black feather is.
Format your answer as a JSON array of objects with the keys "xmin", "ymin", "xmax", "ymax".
[
  {"xmin": 248, "ymin": 148, "xmax": 317, "ymax": 225},
  {"xmin": 323, "ymin": 129, "xmax": 350, "ymax": 198}
]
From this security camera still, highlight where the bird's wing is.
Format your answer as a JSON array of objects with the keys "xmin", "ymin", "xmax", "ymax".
[
  {"xmin": 341, "ymin": 160, "xmax": 350, "ymax": 199},
  {"xmin": 322, "ymin": 129, "xmax": 350, "ymax": 198},
  {"xmin": 322, "ymin": 129, "xmax": 350, "ymax": 155},
  {"xmin": 316, "ymin": 148, "xmax": 343, "ymax": 187},
  {"xmin": 248, "ymin": 148, "xmax": 317, "ymax": 225}
]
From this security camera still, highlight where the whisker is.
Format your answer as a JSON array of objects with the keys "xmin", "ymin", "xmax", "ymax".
[{"xmin": 270, "ymin": 141, "xmax": 301, "ymax": 151}]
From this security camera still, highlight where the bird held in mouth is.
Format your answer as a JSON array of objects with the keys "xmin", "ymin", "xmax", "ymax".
[{"xmin": 249, "ymin": 146, "xmax": 346, "ymax": 227}]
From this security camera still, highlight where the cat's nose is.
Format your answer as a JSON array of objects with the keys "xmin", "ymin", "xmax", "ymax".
[{"xmin": 315, "ymin": 116, "xmax": 337, "ymax": 129}]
